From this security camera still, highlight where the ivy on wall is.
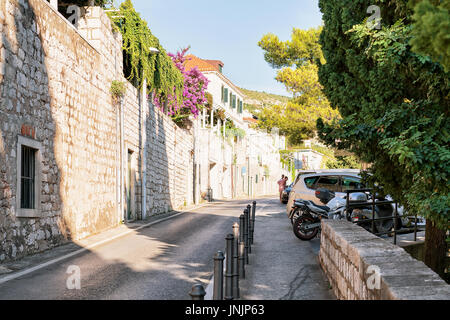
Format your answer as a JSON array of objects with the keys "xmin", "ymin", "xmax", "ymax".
[{"xmin": 107, "ymin": 0, "xmax": 184, "ymax": 101}]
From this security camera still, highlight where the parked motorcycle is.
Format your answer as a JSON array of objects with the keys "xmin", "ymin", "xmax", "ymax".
[{"xmin": 291, "ymin": 189, "xmax": 379, "ymax": 241}]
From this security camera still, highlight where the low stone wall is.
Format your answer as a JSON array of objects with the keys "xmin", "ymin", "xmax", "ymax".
[{"xmin": 319, "ymin": 220, "xmax": 450, "ymax": 300}]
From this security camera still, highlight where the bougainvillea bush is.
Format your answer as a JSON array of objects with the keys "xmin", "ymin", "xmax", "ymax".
[{"xmin": 153, "ymin": 48, "xmax": 210, "ymax": 125}]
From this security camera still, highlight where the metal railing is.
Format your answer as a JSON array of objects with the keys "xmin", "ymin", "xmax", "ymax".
[
  {"xmin": 188, "ymin": 201, "xmax": 257, "ymax": 300},
  {"xmin": 345, "ymin": 189, "xmax": 423, "ymax": 245}
]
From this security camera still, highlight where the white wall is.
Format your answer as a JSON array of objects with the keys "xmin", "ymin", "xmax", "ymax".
[{"xmin": 203, "ymin": 72, "xmax": 246, "ymax": 129}]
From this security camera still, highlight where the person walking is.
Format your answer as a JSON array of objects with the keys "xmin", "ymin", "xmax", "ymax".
[{"xmin": 278, "ymin": 175, "xmax": 287, "ymax": 202}]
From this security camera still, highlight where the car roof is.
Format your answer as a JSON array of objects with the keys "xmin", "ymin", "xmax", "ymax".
[
  {"xmin": 301, "ymin": 172, "xmax": 361, "ymax": 179},
  {"xmin": 314, "ymin": 169, "xmax": 361, "ymax": 173},
  {"xmin": 297, "ymin": 169, "xmax": 360, "ymax": 174}
]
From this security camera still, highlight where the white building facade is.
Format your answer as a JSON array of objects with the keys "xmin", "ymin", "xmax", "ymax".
[{"xmin": 186, "ymin": 55, "xmax": 287, "ymax": 201}]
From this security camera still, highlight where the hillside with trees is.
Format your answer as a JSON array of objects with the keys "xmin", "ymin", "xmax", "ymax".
[{"xmin": 239, "ymin": 88, "xmax": 290, "ymax": 115}]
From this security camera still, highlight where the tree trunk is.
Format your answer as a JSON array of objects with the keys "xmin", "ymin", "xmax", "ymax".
[{"xmin": 424, "ymin": 220, "xmax": 448, "ymax": 281}]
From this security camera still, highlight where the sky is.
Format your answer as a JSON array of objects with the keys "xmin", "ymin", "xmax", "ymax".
[{"xmin": 129, "ymin": 0, "xmax": 323, "ymax": 97}]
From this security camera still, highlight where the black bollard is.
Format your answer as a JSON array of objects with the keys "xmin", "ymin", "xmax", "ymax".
[
  {"xmin": 189, "ymin": 284, "xmax": 206, "ymax": 300},
  {"xmin": 239, "ymin": 214, "xmax": 246, "ymax": 279},
  {"xmin": 243, "ymin": 209, "xmax": 249, "ymax": 264},
  {"xmin": 232, "ymin": 223, "xmax": 240, "ymax": 299},
  {"xmin": 251, "ymin": 201, "xmax": 256, "ymax": 244},
  {"xmin": 247, "ymin": 205, "xmax": 252, "ymax": 254},
  {"xmin": 225, "ymin": 234, "xmax": 234, "ymax": 300},
  {"xmin": 213, "ymin": 251, "xmax": 224, "ymax": 300}
]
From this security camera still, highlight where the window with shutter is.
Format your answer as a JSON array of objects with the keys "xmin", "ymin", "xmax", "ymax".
[
  {"xmin": 224, "ymin": 88, "xmax": 228, "ymax": 103},
  {"xmin": 221, "ymin": 85, "xmax": 224, "ymax": 102}
]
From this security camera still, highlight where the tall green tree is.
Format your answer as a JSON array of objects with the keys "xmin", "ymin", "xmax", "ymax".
[
  {"xmin": 410, "ymin": 0, "xmax": 450, "ymax": 72},
  {"xmin": 257, "ymin": 27, "xmax": 339, "ymax": 145},
  {"xmin": 317, "ymin": 0, "xmax": 449, "ymax": 279}
]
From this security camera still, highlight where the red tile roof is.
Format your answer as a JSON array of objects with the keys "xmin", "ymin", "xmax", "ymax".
[
  {"xmin": 184, "ymin": 55, "xmax": 224, "ymax": 73},
  {"xmin": 184, "ymin": 54, "xmax": 245, "ymax": 98}
]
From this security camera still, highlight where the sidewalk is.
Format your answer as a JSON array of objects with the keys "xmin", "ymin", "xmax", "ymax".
[{"xmin": 239, "ymin": 198, "xmax": 335, "ymax": 300}]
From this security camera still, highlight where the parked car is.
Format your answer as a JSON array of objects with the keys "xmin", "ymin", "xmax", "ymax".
[
  {"xmin": 281, "ymin": 183, "xmax": 294, "ymax": 204},
  {"xmin": 286, "ymin": 170, "xmax": 423, "ymax": 229}
]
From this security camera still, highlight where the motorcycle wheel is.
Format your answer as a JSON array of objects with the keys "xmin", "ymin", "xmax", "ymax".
[{"xmin": 293, "ymin": 216, "xmax": 319, "ymax": 241}]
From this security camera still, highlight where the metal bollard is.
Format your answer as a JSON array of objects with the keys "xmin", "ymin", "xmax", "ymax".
[
  {"xmin": 251, "ymin": 201, "xmax": 256, "ymax": 244},
  {"xmin": 225, "ymin": 234, "xmax": 234, "ymax": 300},
  {"xmin": 239, "ymin": 214, "xmax": 246, "ymax": 279},
  {"xmin": 243, "ymin": 209, "xmax": 249, "ymax": 264},
  {"xmin": 213, "ymin": 251, "xmax": 224, "ymax": 300},
  {"xmin": 232, "ymin": 223, "xmax": 240, "ymax": 299},
  {"xmin": 190, "ymin": 284, "xmax": 206, "ymax": 300},
  {"xmin": 247, "ymin": 205, "xmax": 252, "ymax": 254}
]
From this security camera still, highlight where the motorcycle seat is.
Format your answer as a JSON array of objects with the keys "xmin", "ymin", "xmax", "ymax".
[
  {"xmin": 313, "ymin": 204, "xmax": 331, "ymax": 212},
  {"xmin": 294, "ymin": 200, "xmax": 310, "ymax": 206}
]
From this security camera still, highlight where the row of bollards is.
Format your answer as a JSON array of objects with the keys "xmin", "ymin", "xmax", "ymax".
[{"xmin": 189, "ymin": 201, "xmax": 257, "ymax": 300}]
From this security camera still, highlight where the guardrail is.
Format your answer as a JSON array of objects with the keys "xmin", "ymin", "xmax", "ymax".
[
  {"xmin": 188, "ymin": 201, "xmax": 257, "ymax": 300},
  {"xmin": 345, "ymin": 189, "xmax": 423, "ymax": 245}
]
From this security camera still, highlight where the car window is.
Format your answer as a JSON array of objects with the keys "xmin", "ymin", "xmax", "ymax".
[
  {"xmin": 315, "ymin": 176, "xmax": 340, "ymax": 192},
  {"xmin": 341, "ymin": 176, "xmax": 365, "ymax": 191},
  {"xmin": 295, "ymin": 172, "xmax": 314, "ymax": 185},
  {"xmin": 304, "ymin": 176, "xmax": 320, "ymax": 190}
]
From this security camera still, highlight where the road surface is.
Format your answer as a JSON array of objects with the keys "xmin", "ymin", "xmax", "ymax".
[{"xmin": 0, "ymin": 198, "xmax": 273, "ymax": 300}]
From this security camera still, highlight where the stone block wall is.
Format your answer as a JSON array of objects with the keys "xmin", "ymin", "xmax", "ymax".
[
  {"xmin": 0, "ymin": 0, "xmax": 197, "ymax": 263},
  {"xmin": 319, "ymin": 220, "xmax": 450, "ymax": 300},
  {"xmin": 144, "ymin": 102, "xmax": 194, "ymax": 215},
  {"xmin": 0, "ymin": 0, "xmax": 120, "ymax": 261}
]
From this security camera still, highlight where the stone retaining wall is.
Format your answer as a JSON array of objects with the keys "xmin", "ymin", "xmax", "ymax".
[
  {"xmin": 0, "ymin": 0, "xmax": 196, "ymax": 262},
  {"xmin": 319, "ymin": 220, "xmax": 450, "ymax": 300}
]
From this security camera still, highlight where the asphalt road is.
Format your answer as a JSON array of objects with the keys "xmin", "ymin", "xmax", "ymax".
[{"xmin": 0, "ymin": 198, "xmax": 273, "ymax": 300}]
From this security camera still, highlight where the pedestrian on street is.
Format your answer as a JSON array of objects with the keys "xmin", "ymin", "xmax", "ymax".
[{"xmin": 278, "ymin": 175, "xmax": 287, "ymax": 202}]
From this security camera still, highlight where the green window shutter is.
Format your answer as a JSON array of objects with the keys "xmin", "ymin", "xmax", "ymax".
[
  {"xmin": 230, "ymin": 92, "xmax": 232, "ymax": 106},
  {"xmin": 221, "ymin": 85, "xmax": 224, "ymax": 102},
  {"xmin": 224, "ymin": 88, "xmax": 228, "ymax": 103}
]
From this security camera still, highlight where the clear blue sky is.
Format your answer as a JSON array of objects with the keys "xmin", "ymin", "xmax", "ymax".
[{"xmin": 130, "ymin": 0, "xmax": 323, "ymax": 96}]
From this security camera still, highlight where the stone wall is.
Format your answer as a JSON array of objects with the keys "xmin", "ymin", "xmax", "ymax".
[
  {"xmin": 145, "ymin": 102, "xmax": 194, "ymax": 215},
  {"xmin": 319, "ymin": 220, "xmax": 450, "ymax": 300},
  {"xmin": 0, "ymin": 0, "xmax": 197, "ymax": 263},
  {"xmin": 0, "ymin": 0, "xmax": 122, "ymax": 261}
]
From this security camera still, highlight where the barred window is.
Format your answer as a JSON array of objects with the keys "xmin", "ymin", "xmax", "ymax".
[
  {"xmin": 16, "ymin": 135, "xmax": 42, "ymax": 218},
  {"xmin": 20, "ymin": 146, "xmax": 36, "ymax": 209}
]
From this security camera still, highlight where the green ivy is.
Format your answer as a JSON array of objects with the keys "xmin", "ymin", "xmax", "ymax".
[{"xmin": 107, "ymin": 0, "xmax": 184, "ymax": 101}]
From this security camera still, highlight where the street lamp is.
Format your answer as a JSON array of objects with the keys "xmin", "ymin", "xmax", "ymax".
[{"xmin": 149, "ymin": 47, "xmax": 160, "ymax": 54}]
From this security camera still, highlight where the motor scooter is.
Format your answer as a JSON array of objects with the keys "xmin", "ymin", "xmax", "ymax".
[{"xmin": 291, "ymin": 189, "xmax": 376, "ymax": 241}]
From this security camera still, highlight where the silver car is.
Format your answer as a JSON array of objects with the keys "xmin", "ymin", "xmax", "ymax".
[{"xmin": 286, "ymin": 170, "xmax": 362, "ymax": 215}]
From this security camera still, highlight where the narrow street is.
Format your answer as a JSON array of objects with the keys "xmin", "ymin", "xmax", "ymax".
[{"xmin": 0, "ymin": 198, "xmax": 281, "ymax": 300}]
